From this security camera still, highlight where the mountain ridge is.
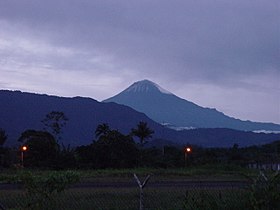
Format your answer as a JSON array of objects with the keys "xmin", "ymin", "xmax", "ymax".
[
  {"xmin": 0, "ymin": 89, "xmax": 162, "ymax": 146},
  {"xmin": 104, "ymin": 80, "xmax": 280, "ymax": 131},
  {"xmin": 1, "ymin": 89, "xmax": 280, "ymax": 147}
]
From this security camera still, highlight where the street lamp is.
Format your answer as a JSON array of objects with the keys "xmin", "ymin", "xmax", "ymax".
[
  {"xmin": 21, "ymin": 145, "xmax": 28, "ymax": 167},
  {"xmin": 184, "ymin": 146, "xmax": 192, "ymax": 166}
]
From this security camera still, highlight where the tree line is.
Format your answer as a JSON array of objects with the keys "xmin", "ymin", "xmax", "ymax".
[
  {"xmin": 0, "ymin": 111, "xmax": 280, "ymax": 169},
  {"xmin": 0, "ymin": 111, "xmax": 156, "ymax": 169}
]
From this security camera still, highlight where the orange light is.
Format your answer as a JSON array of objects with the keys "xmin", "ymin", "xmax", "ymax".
[
  {"xmin": 185, "ymin": 147, "xmax": 191, "ymax": 153},
  {"xmin": 22, "ymin": 146, "xmax": 28, "ymax": 151}
]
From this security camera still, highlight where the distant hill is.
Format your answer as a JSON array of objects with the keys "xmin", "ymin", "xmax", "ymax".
[
  {"xmin": 104, "ymin": 80, "xmax": 280, "ymax": 132},
  {"xmin": 0, "ymin": 90, "xmax": 163, "ymax": 146},
  {"xmin": 0, "ymin": 89, "xmax": 279, "ymax": 148}
]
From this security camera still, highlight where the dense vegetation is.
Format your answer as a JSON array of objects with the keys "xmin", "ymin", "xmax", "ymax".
[
  {"xmin": 0, "ymin": 110, "xmax": 279, "ymax": 209},
  {"xmin": 0, "ymin": 111, "xmax": 280, "ymax": 170},
  {"xmin": 1, "ymin": 130, "xmax": 280, "ymax": 170}
]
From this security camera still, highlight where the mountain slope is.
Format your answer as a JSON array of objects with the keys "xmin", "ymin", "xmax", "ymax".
[
  {"xmin": 1, "ymin": 89, "xmax": 279, "ymax": 147},
  {"xmin": 0, "ymin": 90, "xmax": 164, "ymax": 146},
  {"xmin": 104, "ymin": 80, "xmax": 280, "ymax": 131}
]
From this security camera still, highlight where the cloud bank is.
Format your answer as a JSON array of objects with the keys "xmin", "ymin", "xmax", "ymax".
[{"xmin": 0, "ymin": 0, "xmax": 279, "ymax": 123}]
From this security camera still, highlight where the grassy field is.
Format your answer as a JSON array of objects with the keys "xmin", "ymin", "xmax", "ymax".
[
  {"xmin": 0, "ymin": 163, "xmax": 258, "ymax": 184},
  {"xmin": 0, "ymin": 185, "xmax": 252, "ymax": 210},
  {"xmin": 1, "ymin": 164, "xmax": 274, "ymax": 210}
]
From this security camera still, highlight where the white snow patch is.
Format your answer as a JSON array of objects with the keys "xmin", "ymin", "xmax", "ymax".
[
  {"xmin": 154, "ymin": 83, "xmax": 172, "ymax": 94},
  {"xmin": 125, "ymin": 80, "xmax": 173, "ymax": 95}
]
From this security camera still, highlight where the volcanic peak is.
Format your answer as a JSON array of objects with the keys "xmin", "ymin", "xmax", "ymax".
[{"xmin": 124, "ymin": 79, "xmax": 172, "ymax": 95}]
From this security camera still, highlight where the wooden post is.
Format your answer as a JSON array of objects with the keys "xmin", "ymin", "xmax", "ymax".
[
  {"xmin": 134, "ymin": 173, "xmax": 151, "ymax": 210},
  {"xmin": 21, "ymin": 151, "xmax": 24, "ymax": 166}
]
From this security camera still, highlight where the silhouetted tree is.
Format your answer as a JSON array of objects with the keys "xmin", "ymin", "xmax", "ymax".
[
  {"xmin": 95, "ymin": 123, "xmax": 110, "ymax": 139},
  {"xmin": 0, "ymin": 128, "xmax": 8, "ymax": 167},
  {"xmin": 162, "ymin": 146, "xmax": 184, "ymax": 167},
  {"xmin": 229, "ymin": 143, "xmax": 244, "ymax": 164},
  {"xmin": 18, "ymin": 130, "xmax": 59, "ymax": 167},
  {"xmin": 55, "ymin": 144, "xmax": 77, "ymax": 169},
  {"xmin": 131, "ymin": 122, "xmax": 154, "ymax": 167},
  {"xmin": 92, "ymin": 129, "xmax": 139, "ymax": 168},
  {"xmin": 75, "ymin": 144, "xmax": 95, "ymax": 168},
  {"xmin": 131, "ymin": 121, "xmax": 154, "ymax": 146},
  {"xmin": 0, "ymin": 128, "xmax": 7, "ymax": 146},
  {"xmin": 41, "ymin": 111, "xmax": 68, "ymax": 141}
]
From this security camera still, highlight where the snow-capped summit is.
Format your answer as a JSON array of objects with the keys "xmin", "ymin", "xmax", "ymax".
[{"xmin": 124, "ymin": 80, "xmax": 172, "ymax": 95}]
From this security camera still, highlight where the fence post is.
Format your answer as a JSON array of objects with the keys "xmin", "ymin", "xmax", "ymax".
[{"xmin": 134, "ymin": 173, "xmax": 151, "ymax": 210}]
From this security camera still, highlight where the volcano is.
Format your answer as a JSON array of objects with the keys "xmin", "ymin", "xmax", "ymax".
[{"xmin": 104, "ymin": 80, "xmax": 280, "ymax": 132}]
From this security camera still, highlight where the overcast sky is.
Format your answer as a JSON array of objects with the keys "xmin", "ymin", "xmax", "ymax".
[{"xmin": 0, "ymin": 0, "xmax": 279, "ymax": 124}]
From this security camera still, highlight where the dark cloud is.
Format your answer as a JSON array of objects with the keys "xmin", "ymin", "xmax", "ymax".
[{"xmin": 0, "ymin": 0, "xmax": 279, "ymax": 123}]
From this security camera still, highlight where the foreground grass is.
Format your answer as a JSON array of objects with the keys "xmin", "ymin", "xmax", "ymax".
[
  {"xmin": 0, "ymin": 186, "xmax": 252, "ymax": 210},
  {"xmin": 0, "ymin": 165, "xmax": 278, "ymax": 210},
  {"xmin": 0, "ymin": 164, "xmax": 258, "ymax": 184}
]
